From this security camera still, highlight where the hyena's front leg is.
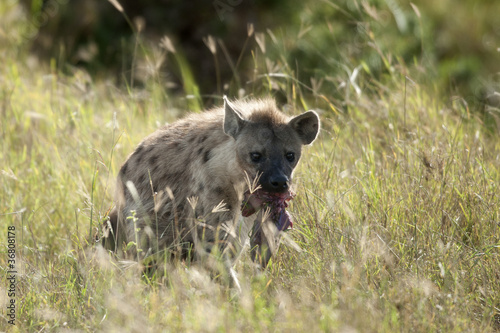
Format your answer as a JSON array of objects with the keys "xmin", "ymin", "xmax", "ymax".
[
  {"xmin": 228, "ymin": 208, "xmax": 283, "ymax": 268},
  {"xmin": 250, "ymin": 217, "xmax": 282, "ymax": 268}
]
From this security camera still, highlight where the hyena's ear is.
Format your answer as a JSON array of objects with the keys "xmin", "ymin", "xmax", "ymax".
[
  {"xmin": 223, "ymin": 96, "xmax": 247, "ymax": 139},
  {"xmin": 289, "ymin": 110, "xmax": 320, "ymax": 145}
]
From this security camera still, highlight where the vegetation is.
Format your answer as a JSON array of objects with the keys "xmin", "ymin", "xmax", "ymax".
[{"xmin": 1, "ymin": 0, "xmax": 499, "ymax": 331}]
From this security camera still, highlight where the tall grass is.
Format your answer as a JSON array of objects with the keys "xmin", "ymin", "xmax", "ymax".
[{"xmin": 1, "ymin": 1, "xmax": 499, "ymax": 332}]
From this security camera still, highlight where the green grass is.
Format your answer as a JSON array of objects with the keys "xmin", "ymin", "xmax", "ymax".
[{"xmin": 1, "ymin": 2, "xmax": 500, "ymax": 332}]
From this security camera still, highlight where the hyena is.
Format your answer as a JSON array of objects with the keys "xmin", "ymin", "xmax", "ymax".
[{"xmin": 103, "ymin": 97, "xmax": 320, "ymax": 267}]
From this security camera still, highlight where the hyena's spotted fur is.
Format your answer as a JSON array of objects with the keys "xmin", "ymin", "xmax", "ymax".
[{"xmin": 103, "ymin": 97, "xmax": 320, "ymax": 266}]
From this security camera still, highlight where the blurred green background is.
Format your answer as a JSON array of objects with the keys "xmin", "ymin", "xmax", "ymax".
[{"xmin": 3, "ymin": 0, "xmax": 500, "ymax": 110}]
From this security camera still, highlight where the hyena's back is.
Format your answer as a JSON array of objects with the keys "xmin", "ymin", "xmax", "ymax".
[{"xmin": 106, "ymin": 100, "xmax": 274, "ymax": 256}]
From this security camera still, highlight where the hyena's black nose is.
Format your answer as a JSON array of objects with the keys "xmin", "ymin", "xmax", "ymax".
[{"xmin": 269, "ymin": 175, "xmax": 289, "ymax": 192}]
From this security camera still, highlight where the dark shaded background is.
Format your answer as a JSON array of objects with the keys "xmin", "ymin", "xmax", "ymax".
[{"xmin": 18, "ymin": 0, "xmax": 500, "ymax": 109}]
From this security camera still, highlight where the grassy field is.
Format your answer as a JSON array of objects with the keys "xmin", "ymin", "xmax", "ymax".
[{"xmin": 1, "ymin": 1, "xmax": 500, "ymax": 332}]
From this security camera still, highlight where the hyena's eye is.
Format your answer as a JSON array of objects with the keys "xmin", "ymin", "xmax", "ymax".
[
  {"xmin": 286, "ymin": 152, "xmax": 295, "ymax": 162},
  {"xmin": 250, "ymin": 152, "xmax": 262, "ymax": 163}
]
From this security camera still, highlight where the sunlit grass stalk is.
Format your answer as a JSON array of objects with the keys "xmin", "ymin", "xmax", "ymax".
[{"xmin": 89, "ymin": 161, "xmax": 99, "ymax": 245}]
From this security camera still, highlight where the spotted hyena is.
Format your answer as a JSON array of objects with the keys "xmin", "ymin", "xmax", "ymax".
[{"xmin": 103, "ymin": 97, "xmax": 320, "ymax": 267}]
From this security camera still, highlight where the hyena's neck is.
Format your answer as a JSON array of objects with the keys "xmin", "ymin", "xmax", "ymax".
[{"xmin": 207, "ymin": 138, "xmax": 247, "ymax": 202}]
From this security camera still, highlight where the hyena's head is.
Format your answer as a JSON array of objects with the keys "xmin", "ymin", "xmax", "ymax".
[{"xmin": 223, "ymin": 97, "xmax": 320, "ymax": 193}]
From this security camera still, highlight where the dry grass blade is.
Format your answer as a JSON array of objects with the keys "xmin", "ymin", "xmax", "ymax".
[
  {"xmin": 255, "ymin": 32, "xmax": 266, "ymax": 53},
  {"xmin": 247, "ymin": 23, "xmax": 254, "ymax": 37},
  {"xmin": 160, "ymin": 36, "xmax": 176, "ymax": 53},
  {"xmin": 212, "ymin": 200, "xmax": 229, "ymax": 213},
  {"xmin": 187, "ymin": 196, "xmax": 199, "ymax": 211},
  {"xmin": 108, "ymin": 0, "xmax": 124, "ymax": 13},
  {"xmin": 244, "ymin": 171, "xmax": 262, "ymax": 194},
  {"xmin": 203, "ymin": 35, "xmax": 217, "ymax": 55}
]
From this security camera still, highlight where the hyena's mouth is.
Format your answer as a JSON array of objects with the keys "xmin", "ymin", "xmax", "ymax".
[{"xmin": 241, "ymin": 189, "xmax": 295, "ymax": 231}]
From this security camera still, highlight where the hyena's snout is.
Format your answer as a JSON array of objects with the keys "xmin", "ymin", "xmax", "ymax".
[
  {"xmin": 268, "ymin": 174, "xmax": 289, "ymax": 192},
  {"xmin": 261, "ymin": 170, "xmax": 290, "ymax": 193}
]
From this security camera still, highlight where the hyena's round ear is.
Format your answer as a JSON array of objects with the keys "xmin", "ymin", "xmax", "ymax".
[
  {"xmin": 223, "ymin": 96, "xmax": 247, "ymax": 139},
  {"xmin": 289, "ymin": 110, "xmax": 320, "ymax": 145}
]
